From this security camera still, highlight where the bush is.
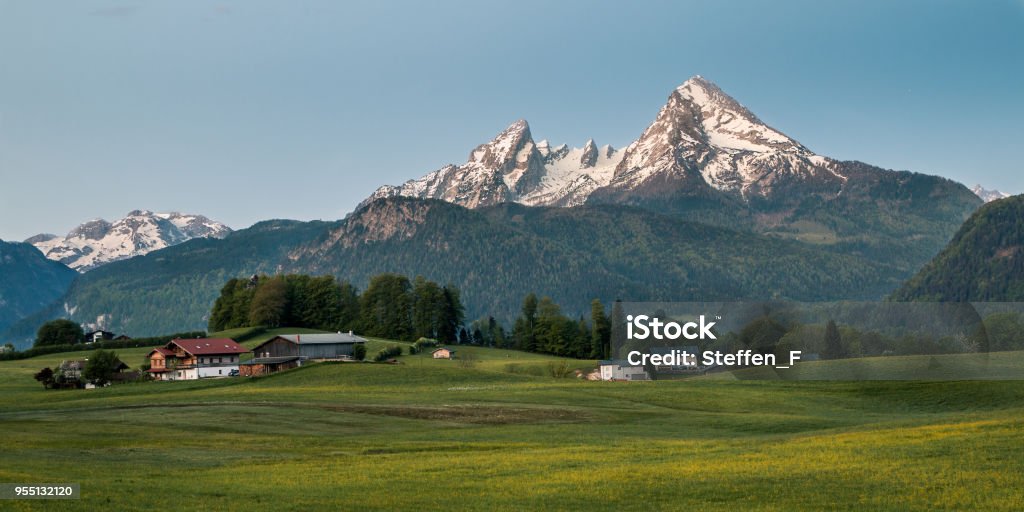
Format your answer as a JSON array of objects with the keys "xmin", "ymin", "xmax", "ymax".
[
  {"xmin": 352, "ymin": 343, "xmax": 367, "ymax": 361},
  {"xmin": 83, "ymin": 349, "xmax": 121, "ymax": 386},
  {"xmin": 35, "ymin": 319, "xmax": 84, "ymax": 347},
  {"xmin": 374, "ymin": 345, "xmax": 403, "ymax": 362},
  {"xmin": 34, "ymin": 367, "xmax": 55, "ymax": 389},
  {"xmin": 414, "ymin": 337, "xmax": 439, "ymax": 349},
  {"xmin": 548, "ymin": 361, "xmax": 573, "ymax": 378}
]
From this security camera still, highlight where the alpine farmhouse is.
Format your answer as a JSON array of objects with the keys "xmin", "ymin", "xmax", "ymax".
[{"xmin": 146, "ymin": 338, "xmax": 249, "ymax": 381}]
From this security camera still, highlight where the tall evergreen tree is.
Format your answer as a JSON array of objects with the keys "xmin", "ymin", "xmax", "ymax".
[
  {"xmin": 412, "ymin": 276, "xmax": 446, "ymax": 340},
  {"xmin": 535, "ymin": 297, "xmax": 566, "ymax": 355},
  {"xmin": 513, "ymin": 293, "xmax": 539, "ymax": 351},
  {"xmin": 823, "ymin": 319, "xmax": 846, "ymax": 360},
  {"xmin": 438, "ymin": 286, "xmax": 465, "ymax": 343},
  {"xmin": 576, "ymin": 316, "xmax": 590, "ymax": 359},
  {"xmin": 609, "ymin": 300, "xmax": 626, "ymax": 360},
  {"xmin": 590, "ymin": 299, "xmax": 611, "ymax": 359}
]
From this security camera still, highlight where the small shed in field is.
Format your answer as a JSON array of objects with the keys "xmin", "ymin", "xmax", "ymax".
[
  {"xmin": 239, "ymin": 356, "xmax": 301, "ymax": 377},
  {"xmin": 432, "ymin": 347, "xmax": 456, "ymax": 359},
  {"xmin": 598, "ymin": 360, "xmax": 650, "ymax": 381}
]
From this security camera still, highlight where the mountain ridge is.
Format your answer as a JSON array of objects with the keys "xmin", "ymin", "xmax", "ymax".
[{"xmin": 3, "ymin": 197, "xmax": 911, "ymax": 340}]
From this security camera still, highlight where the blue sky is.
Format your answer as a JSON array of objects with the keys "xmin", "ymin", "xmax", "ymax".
[{"xmin": 1, "ymin": 0, "xmax": 1022, "ymax": 240}]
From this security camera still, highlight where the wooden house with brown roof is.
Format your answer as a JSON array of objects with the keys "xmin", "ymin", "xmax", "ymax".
[{"xmin": 146, "ymin": 338, "xmax": 248, "ymax": 381}]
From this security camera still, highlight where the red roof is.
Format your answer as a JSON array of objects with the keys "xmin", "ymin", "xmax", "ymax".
[
  {"xmin": 169, "ymin": 338, "xmax": 249, "ymax": 356},
  {"xmin": 148, "ymin": 347, "xmax": 175, "ymax": 357}
]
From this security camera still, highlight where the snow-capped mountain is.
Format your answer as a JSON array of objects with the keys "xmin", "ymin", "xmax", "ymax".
[
  {"xmin": 970, "ymin": 185, "xmax": 1012, "ymax": 203},
  {"xmin": 364, "ymin": 76, "xmax": 845, "ymax": 211},
  {"xmin": 27, "ymin": 211, "xmax": 231, "ymax": 272},
  {"xmin": 596, "ymin": 76, "xmax": 842, "ymax": 201},
  {"xmin": 360, "ymin": 120, "xmax": 623, "ymax": 210}
]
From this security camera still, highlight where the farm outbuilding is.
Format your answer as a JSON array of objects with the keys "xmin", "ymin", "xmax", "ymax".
[
  {"xmin": 598, "ymin": 360, "xmax": 650, "ymax": 381},
  {"xmin": 432, "ymin": 347, "xmax": 456, "ymax": 359},
  {"xmin": 251, "ymin": 332, "xmax": 367, "ymax": 362},
  {"xmin": 239, "ymin": 356, "xmax": 301, "ymax": 377}
]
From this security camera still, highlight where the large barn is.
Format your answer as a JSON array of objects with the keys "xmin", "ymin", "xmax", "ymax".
[{"xmin": 241, "ymin": 332, "xmax": 367, "ymax": 377}]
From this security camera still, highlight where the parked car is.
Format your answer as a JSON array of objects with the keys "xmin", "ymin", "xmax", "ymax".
[{"xmin": 228, "ymin": 369, "xmax": 239, "ymax": 377}]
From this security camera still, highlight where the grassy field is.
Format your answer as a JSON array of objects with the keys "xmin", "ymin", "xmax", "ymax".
[
  {"xmin": 1, "ymin": 337, "xmax": 1022, "ymax": 510},
  {"xmin": 703, "ymin": 350, "xmax": 1024, "ymax": 380}
]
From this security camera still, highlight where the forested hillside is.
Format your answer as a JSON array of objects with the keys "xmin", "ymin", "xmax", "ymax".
[
  {"xmin": 4, "ymin": 198, "xmax": 916, "ymax": 339},
  {"xmin": 0, "ymin": 240, "xmax": 76, "ymax": 335},
  {"xmin": 892, "ymin": 195, "xmax": 1024, "ymax": 301}
]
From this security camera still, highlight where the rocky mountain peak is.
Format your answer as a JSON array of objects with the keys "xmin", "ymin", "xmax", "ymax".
[
  {"xmin": 580, "ymin": 139, "xmax": 599, "ymax": 168},
  {"xmin": 361, "ymin": 76, "xmax": 862, "ymax": 210},
  {"xmin": 68, "ymin": 219, "xmax": 114, "ymax": 240},
  {"xmin": 601, "ymin": 76, "xmax": 837, "ymax": 199},
  {"xmin": 468, "ymin": 119, "xmax": 533, "ymax": 169},
  {"xmin": 671, "ymin": 76, "xmax": 805, "ymax": 154}
]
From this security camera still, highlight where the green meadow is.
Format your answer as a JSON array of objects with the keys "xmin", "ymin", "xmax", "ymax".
[{"xmin": 1, "ymin": 331, "xmax": 1022, "ymax": 510}]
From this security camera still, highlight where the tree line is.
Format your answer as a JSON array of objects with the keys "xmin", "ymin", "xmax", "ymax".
[
  {"xmin": 208, "ymin": 273, "xmax": 465, "ymax": 343},
  {"xmin": 464, "ymin": 293, "xmax": 613, "ymax": 359},
  {"xmin": 209, "ymin": 273, "xmax": 615, "ymax": 358}
]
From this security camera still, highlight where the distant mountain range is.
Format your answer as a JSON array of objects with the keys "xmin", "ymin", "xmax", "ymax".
[
  {"xmin": 0, "ymin": 239, "xmax": 77, "ymax": 335},
  {"xmin": 27, "ymin": 210, "xmax": 231, "ymax": 272},
  {"xmin": 892, "ymin": 194, "xmax": 1024, "ymax": 301},
  {"xmin": 4, "ymin": 198, "xmax": 910, "ymax": 340},
  {"xmin": 970, "ymin": 185, "xmax": 1012, "ymax": 203},
  {"xmin": 0, "ymin": 76, "xmax": 991, "ymax": 341}
]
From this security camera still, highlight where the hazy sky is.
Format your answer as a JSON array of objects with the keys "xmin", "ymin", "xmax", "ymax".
[{"xmin": 2, "ymin": 0, "xmax": 1022, "ymax": 240}]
